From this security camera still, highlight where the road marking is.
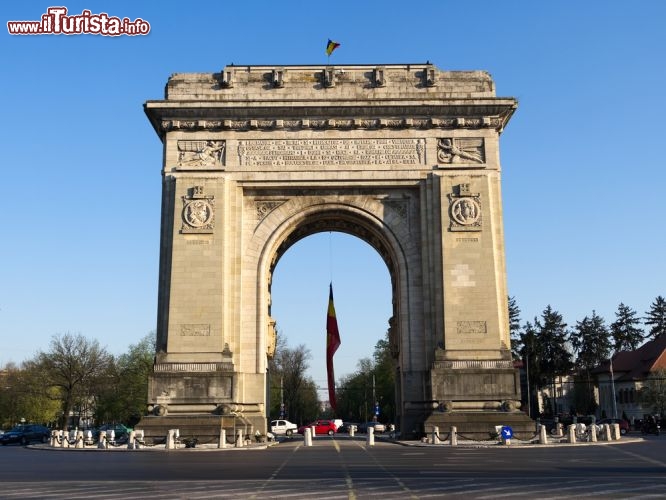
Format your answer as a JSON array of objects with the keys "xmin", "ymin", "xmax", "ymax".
[
  {"xmin": 248, "ymin": 443, "xmax": 301, "ymax": 499},
  {"xmin": 608, "ymin": 445, "xmax": 666, "ymax": 468}
]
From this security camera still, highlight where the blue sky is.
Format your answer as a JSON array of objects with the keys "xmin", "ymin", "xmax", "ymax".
[{"xmin": 2, "ymin": 1, "xmax": 665, "ymax": 396}]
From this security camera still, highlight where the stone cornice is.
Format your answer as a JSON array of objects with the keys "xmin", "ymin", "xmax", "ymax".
[{"xmin": 145, "ymin": 101, "xmax": 517, "ymax": 139}]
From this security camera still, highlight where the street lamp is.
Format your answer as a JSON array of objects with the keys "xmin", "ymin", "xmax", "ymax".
[{"xmin": 610, "ymin": 356, "xmax": 618, "ymax": 419}]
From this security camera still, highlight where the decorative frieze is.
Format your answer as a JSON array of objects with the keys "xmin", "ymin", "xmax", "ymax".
[{"xmin": 159, "ymin": 117, "xmax": 503, "ymax": 133}]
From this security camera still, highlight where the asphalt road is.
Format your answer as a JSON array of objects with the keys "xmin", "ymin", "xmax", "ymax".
[{"xmin": 1, "ymin": 434, "xmax": 665, "ymax": 498}]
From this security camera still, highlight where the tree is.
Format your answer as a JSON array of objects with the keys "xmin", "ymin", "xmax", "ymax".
[
  {"xmin": 518, "ymin": 320, "xmax": 543, "ymax": 417},
  {"xmin": 570, "ymin": 311, "xmax": 610, "ymax": 414},
  {"xmin": 536, "ymin": 306, "xmax": 573, "ymax": 415},
  {"xmin": 611, "ymin": 303, "xmax": 644, "ymax": 351},
  {"xmin": 640, "ymin": 369, "xmax": 666, "ymax": 417},
  {"xmin": 644, "ymin": 296, "xmax": 666, "ymax": 340},
  {"xmin": 336, "ymin": 357, "xmax": 376, "ymax": 423},
  {"xmin": 372, "ymin": 334, "xmax": 396, "ymax": 423},
  {"xmin": 571, "ymin": 311, "xmax": 611, "ymax": 372},
  {"xmin": 0, "ymin": 361, "xmax": 60, "ymax": 428},
  {"xmin": 508, "ymin": 296, "xmax": 522, "ymax": 359},
  {"xmin": 95, "ymin": 333, "xmax": 154, "ymax": 426},
  {"xmin": 37, "ymin": 333, "xmax": 113, "ymax": 428},
  {"xmin": 268, "ymin": 338, "xmax": 319, "ymax": 425}
]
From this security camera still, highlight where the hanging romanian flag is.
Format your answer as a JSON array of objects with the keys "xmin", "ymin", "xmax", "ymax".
[
  {"xmin": 326, "ymin": 283, "xmax": 342, "ymax": 411},
  {"xmin": 326, "ymin": 39, "xmax": 341, "ymax": 56}
]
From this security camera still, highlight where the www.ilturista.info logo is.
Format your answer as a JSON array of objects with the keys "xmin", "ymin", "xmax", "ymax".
[{"xmin": 7, "ymin": 7, "xmax": 151, "ymax": 36}]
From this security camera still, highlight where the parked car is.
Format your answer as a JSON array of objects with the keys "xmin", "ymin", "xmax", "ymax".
[
  {"xmin": 596, "ymin": 418, "xmax": 630, "ymax": 435},
  {"xmin": 94, "ymin": 424, "xmax": 133, "ymax": 442},
  {"xmin": 0, "ymin": 424, "xmax": 51, "ymax": 445},
  {"xmin": 297, "ymin": 419, "xmax": 337, "ymax": 436},
  {"xmin": 365, "ymin": 421, "xmax": 386, "ymax": 433},
  {"xmin": 270, "ymin": 419, "xmax": 298, "ymax": 437},
  {"xmin": 337, "ymin": 422, "xmax": 360, "ymax": 433}
]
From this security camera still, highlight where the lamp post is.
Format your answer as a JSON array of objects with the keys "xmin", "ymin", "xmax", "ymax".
[{"xmin": 610, "ymin": 356, "xmax": 618, "ymax": 419}]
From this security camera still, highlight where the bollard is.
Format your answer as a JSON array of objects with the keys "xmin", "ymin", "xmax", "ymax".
[
  {"xmin": 590, "ymin": 424, "xmax": 597, "ymax": 442},
  {"xmin": 98, "ymin": 432, "xmax": 107, "ymax": 449},
  {"xmin": 611, "ymin": 423, "xmax": 620, "ymax": 440},
  {"xmin": 450, "ymin": 426, "xmax": 458, "ymax": 446},
  {"xmin": 304, "ymin": 427, "xmax": 313, "ymax": 447},
  {"xmin": 85, "ymin": 430, "xmax": 93, "ymax": 446},
  {"xmin": 75, "ymin": 430, "xmax": 84, "ymax": 449},
  {"xmin": 166, "ymin": 429, "xmax": 176, "ymax": 449},
  {"xmin": 432, "ymin": 426, "xmax": 440, "ymax": 444},
  {"xmin": 539, "ymin": 424, "xmax": 548, "ymax": 444},
  {"xmin": 367, "ymin": 427, "xmax": 375, "ymax": 446},
  {"xmin": 61, "ymin": 430, "xmax": 69, "ymax": 448},
  {"xmin": 567, "ymin": 424, "xmax": 576, "ymax": 443},
  {"xmin": 50, "ymin": 430, "xmax": 57, "ymax": 447},
  {"xmin": 603, "ymin": 424, "xmax": 612, "ymax": 442},
  {"xmin": 135, "ymin": 429, "xmax": 144, "ymax": 448},
  {"xmin": 235, "ymin": 429, "xmax": 244, "ymax": 448},
  {"xmin": 311, "ymin": 425, "xmax": 316, "ymax": 439},
  {"xmin": 127, "ymin": 430, "xmax": 136, "ymax": 449},
  {"xmin": 219, "ymin": 429, "xmax": 226, "ymax": 449},
  {"xmin": 349, "ymin": 425, "xmax": 355, "ymax": 437},
  {"xmin": 556, "ymin": 423, "xmax": 564, "ymax": 437}
]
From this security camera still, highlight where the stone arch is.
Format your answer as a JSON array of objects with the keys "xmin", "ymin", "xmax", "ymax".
[{"xmin": 249, "ymin": 195, "xmax": 421, "ymax": 378}]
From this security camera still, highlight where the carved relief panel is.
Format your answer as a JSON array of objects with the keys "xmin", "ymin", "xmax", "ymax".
[
  {"xmin": 448, "ymin": 183, "xmax": 482, "ymax": 232},
  {"xmin": 437, "ymin": 138, "xmax": 485, "ymax": 165},
  {"xmin": 181, "ymin": 185, "xmax": 215, "ymax": 234},
  {"xmin": 177, "ymin": 140, "xmax": 225, "ymax": 169}
]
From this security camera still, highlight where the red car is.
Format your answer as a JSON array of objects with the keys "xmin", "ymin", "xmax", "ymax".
[{"xmin": 297, "ymin": 419, "xmax": 337, "ymax": 436}]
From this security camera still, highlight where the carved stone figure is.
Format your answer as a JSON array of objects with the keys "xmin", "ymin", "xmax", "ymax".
[
  {"xmin": 437, "ymin": 138, "xmax": 484, "ymax": 164},
  {"xmin": 178, "ymin": 140, "xmax": 225, "ymax": 167}
]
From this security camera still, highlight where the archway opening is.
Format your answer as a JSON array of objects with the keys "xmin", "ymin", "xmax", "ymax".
[{"xmin": 270, "ymin": 231, "xmax": 393, "ymax": 423}]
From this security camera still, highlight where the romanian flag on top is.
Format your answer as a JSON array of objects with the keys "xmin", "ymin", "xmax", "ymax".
[
  {"xmin": 326, "ymin": 283, "xmax": 342, "ymax": 411},
  {"xmin": 326, "ymin": 39, "xmax": 341, "ymax": 56}
]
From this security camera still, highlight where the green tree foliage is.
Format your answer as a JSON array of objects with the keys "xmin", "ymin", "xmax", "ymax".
[
  {"xmin": 644, "ymin": 296, "xmax": 666, "ymax": 340},
  {"xmin": 518, "ymin": 320, "xmax": 542, "ymax": 417},
  {"xmin": 570, "ymin": 311, "xmax": 610, "ymax": 415},
  {"xmin": 268, "ymin": 336, "xmax": 320, "ymax": 425},
  {"xmin": 535, "ymin": 306, "xmax": 573, "ymax": 415},
  {"xmin": 571, "ymin": 311, "xmax": 611, "ymax": 372},
  {"xmin": 508, "ymin": 296, "xmax": 522, "ymax": 359},
  {"xmin": 640, "ymin": 369, "xmax": 666, "ymax": 416},
  {"xmin": 0, "ymin": 361, "xmax": 60, "ymax": 428},
  {"xmin": 95, "ymin": 333, "xmax": 154, "ymax": 426},
  {"xmin": 37, "ymin": 333, "xmax": 113, "ymax": 428},
  {"xmin": 335, "ymin": 331, "xmax": 396, "ymax": 424},
  {"xmin": 336, "ymin": 358, "xmax": 377, "ymax": 423},
  {"xmin": 372, "ymin": 335, "xmax": 396, "ymax": 423},
  {"xmin": 611, "ymin": 303, "xmax": 644, "ymax": 351}
]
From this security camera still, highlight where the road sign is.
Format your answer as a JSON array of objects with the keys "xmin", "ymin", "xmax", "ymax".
[{"xmin": 501, "ymin": 426, "xmax": 513, "ymax": 440}]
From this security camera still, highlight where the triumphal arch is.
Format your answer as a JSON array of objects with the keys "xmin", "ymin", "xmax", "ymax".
[{"xmin": 139, "ymin": 63, "xmax": 532, "ymax": 441}]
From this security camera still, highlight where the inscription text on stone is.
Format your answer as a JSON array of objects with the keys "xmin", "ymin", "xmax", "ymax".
[{"xmin": 238, "ymin": 139, "xmax": 425, "ymax": 167}]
